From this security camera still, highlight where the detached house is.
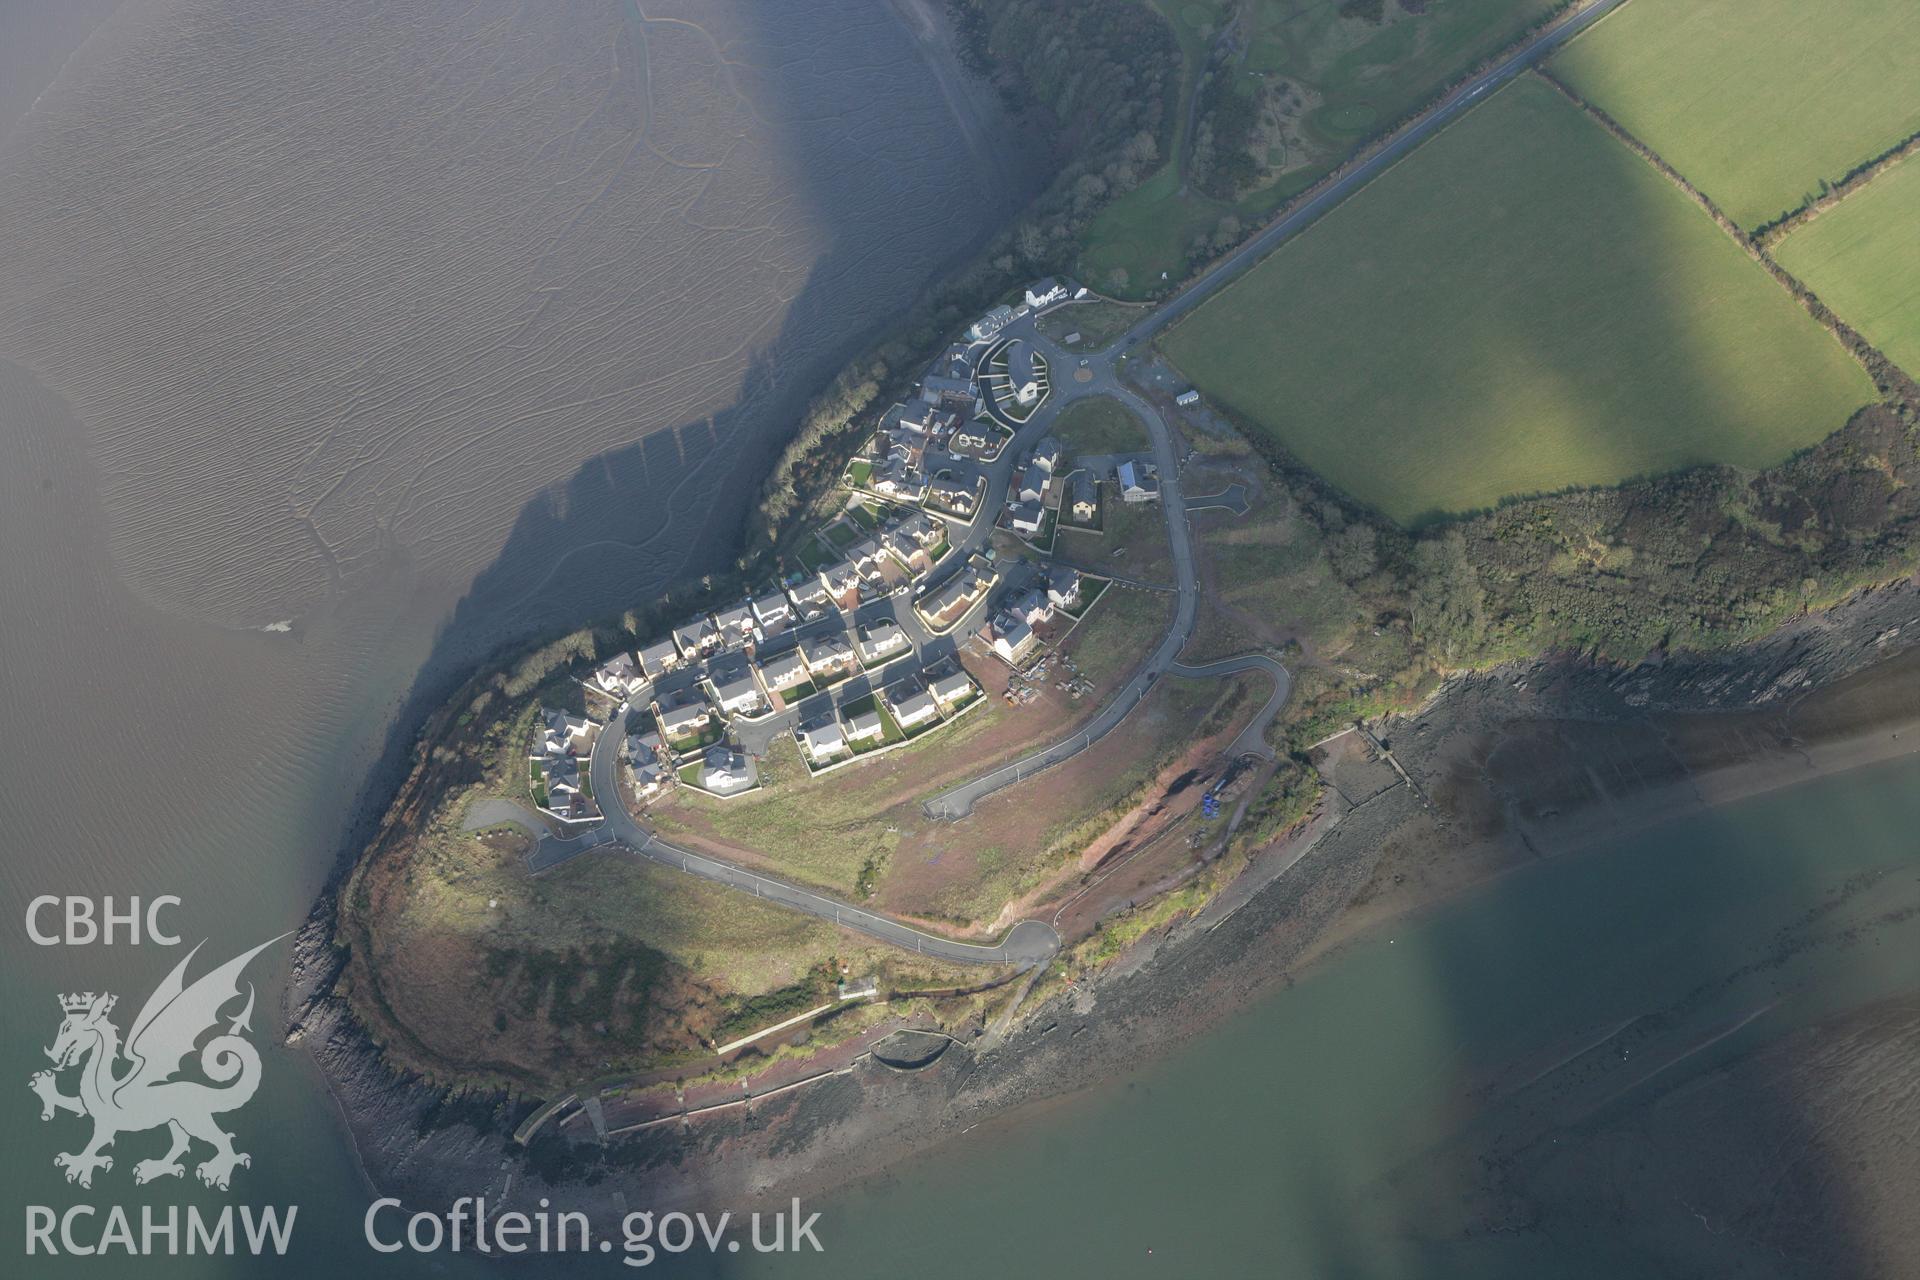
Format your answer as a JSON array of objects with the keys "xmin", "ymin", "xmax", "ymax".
[
  {"xmin": 788, "ymin": 576, "xmax": 836, "ymax": 620},
  {"xmin": 1118, "ymin": 460, "xmax": 1161, "ymax": 504},
  {"xmin": 928, "ymin": 667, "xmax": 977, "ymax": 710},
  {"xmin": 707, "ymin": 667, "xmax": 766, "ymax": 718},
  {"xmin": 819, "ymin": 559, "xmax": 863, "ymax": 600},
  {"xmin": 712, "ymin": 603, "xmax": 757, "ymax": 649},
  {"xmin": 1069, "ymin": 472, "xmax": 1098, "ymax": 523},
  {"xmin": 857, "ymin": 620, "xmax": 910, "ymax": 665},
  {"xmin": 625, "ymin": 730, "xmax": 670, "ymax": 796},
  {"xmin": 990, "ymin": 613, "xmax": 1038, "ymax": 666},
  {"xmin": 1046, "ymin": 565, "xmax": 1084, "ymax": 610},
  {"xmin": 927, "ymin": 476, "xmax": 977, "ymax": 516},
  {"xmin": 797, "ymin": 715, "xmax": 849, "ymax": 765},
  {"xmin": 654, "ymin": 693, "xmax": 713, "ymax": 742},
  {"xmin": 756, "ymin": 646, "xmax": 812, "ymax": 693},
  {"xmin": 846, "ymin": 537, "xmax": 886, "ymax": 579},
  {"xmin": 801, "ymin": 633, "xmax": 858, "ymax": 682},
  {"xmin": 1008, "ymin": 499, "xmax": 1045, "ymax": 537},
  {"xmin": 637, "ymin": 637, "xmax": 683, "ymax": 678},
  {"xmin": 884, "ymin": 682, "xmax": 939, "ymax": 731},
  {"xmin": 751, "ymin": 590, "xmax": 793, "ymax": 633},
  {"xmin": 540, "ymin": 708, "xmax": 594, "ymax": 756},
  {"xmin": 846, "ymin": 709, "xmax": 885, "ymax": 744},
  {"xmin": 589, "ymin": 652, "xmax": 645, "ymax": 699},
  {"xmin": 672, "ymin": 615, "xmax": 721, "ymax": 660}
]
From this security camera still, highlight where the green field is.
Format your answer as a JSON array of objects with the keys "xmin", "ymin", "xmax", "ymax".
[
  {"xmin": 1160, "ymin": 77, "xmax": 1875, "ymax": 525},
  {"xmin": 1081, "ymin": 0, "xmax": 1563, "ymax": 295},
  {"xmin": 1550, "ymin": 0, "xmax": 1920, "ymax": 230},
  {"xmin": 1775, "ymin": 157, "xmax": 1920, "ymax": 379}
]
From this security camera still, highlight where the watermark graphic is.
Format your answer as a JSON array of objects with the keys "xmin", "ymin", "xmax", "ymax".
[{"xmin": 29, "ymin": 934, "xmax": 285, "ymax": 1191}]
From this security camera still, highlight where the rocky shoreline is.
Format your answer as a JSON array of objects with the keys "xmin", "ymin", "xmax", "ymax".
[{"xmin": 287, "ymin": 576, "xmax": 1920, "ymax": 1221}]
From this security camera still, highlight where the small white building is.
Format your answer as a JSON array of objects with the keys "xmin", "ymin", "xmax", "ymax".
[
  {"xmin": 1175, "ymin": 389, "xmax": 1201, "ymax": 407},
  {"xmin": 967, "ymin": 304, "xmax": 1017, "ymax": 343}
]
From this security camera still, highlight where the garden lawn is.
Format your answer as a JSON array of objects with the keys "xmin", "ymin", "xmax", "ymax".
[
  {"xmin": 1774, "ymin": 156, "xmax": 1920, "ymax": 380},
  {"xmin": 1550, "ymin": 0, "xmax": 1920, "ymax": 230},
  {"xmin": 1160, "ymin": 77, "xmax": 1874, "ymax": 525}
]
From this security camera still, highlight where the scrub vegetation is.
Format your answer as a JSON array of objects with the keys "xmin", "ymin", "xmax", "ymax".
[
  {"xmin": 1161, "ymin": 78, "xmax": 1874, "ymax": 525},
  {"xmin": 1079, "ymin": 0, "xmax": 1566, "ymax": 295},
  {"xmin": 1548, "ymin": 0, "xmax": 1920, "ymax": 230}
]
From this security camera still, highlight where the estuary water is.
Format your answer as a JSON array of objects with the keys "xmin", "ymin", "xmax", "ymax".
[
  {"xmin": 751, "ymin": 751, "xmax": 1920, "ymax": 1279},
  {"xmin": 0, "ymin": 0, "xmax": 1031, "ymax": 1273},
  {"xmin": 4, "ymin": 2, "xmax": 1918, "ymax": 1277}
]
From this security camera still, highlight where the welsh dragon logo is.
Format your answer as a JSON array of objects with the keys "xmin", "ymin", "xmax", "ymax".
[{"xmin": 29, "ymin": 936, "xmax": 284, "ymax": 1191}]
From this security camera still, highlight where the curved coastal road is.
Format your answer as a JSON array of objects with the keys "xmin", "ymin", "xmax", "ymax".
[
  {"xmin": 1170, "ymin": 653, "xmax": 1289, "ymax": 762},
  {"xmin": 527, "ymin": 0, "xmax": 1626, "ymax": 956},
  {"xmin": 542, "ymin": 711, "xmax": 1062, "ymax": 968}
]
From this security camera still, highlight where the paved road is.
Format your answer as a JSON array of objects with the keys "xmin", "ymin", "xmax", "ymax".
[
  {"xmin": 519, "ymin": 0, "xmax": 1629, "ymax": 953},
  {"xmin": 518, "ymin": 709, "xmax": 1062, "ymax": 968},
  {"xmin": 1170, "ymin": 653, "xmax": 1289, "ymax": 761},
  {"xmin": 1108, "ymin": 0, "xmax": 1629, "ymax": 353}
]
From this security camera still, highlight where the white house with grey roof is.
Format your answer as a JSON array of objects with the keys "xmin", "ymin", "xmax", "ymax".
[
  {"xmin": 801, "ymin": 633, "xmax": 858, "ymax": 681},
  {"xmin": 751, "ymin": 590, "xmax": 793, "ymax": 632},
  {"xmin": 1047, "ymin": 565, "xmax": 1084, "ymax": 609},
  {"xmin": 707, "ymin": 668, "xmax": 766, "ymax": 718},
  {"xmin": 654, "ymin": 693, "xmax": 713, "ymax": 741},
  {"xmin": 796, "ymin": 716, "xmax": 849, "ymax": 765},
  {"xmin": 637, "ymin": 637, "xmax": 683, "ymax": 678},
  {"xmin": 712, "ymin": 603, "xmax": 757, "ymax": 649},
  {"xmin": 857, "ymin": 620, "xmax": 910, "ymax": 665},
  {"xmin": 788, "ymin": 576, "xmax": 836, "ymax": 620},
  {"xmin": 756, "ymin": 647, "xmax": 811, "ymax": 692},
  {"xmin": 883, "ymin": 682, "xmax": 939, "ymax": 730},
  {"xmin": 589, "ymin": 652, "xmax": 645, "ymax": 699},
  {"xmin": 819, "ymin": 559, "xmax": 863, "ymax": 599},
  {"xmin": 672, "ymin": 616, "xmax": 721, "ymax": 659},
  {"xmin": 928, "ymin": 667, "xmax": 977, "ymax": 710},
  {"xmin": 846, "ymin": 708, "xmax": 885, "ymax": 743},
  {"xmin": 540, "ymin": 708, "xmax": 595, "ymax": 757}
]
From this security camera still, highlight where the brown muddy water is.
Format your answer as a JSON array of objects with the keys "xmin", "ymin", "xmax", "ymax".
[{"xmin": 0, "ymin": 0, "xmax": 1033, "ymax": 1273}]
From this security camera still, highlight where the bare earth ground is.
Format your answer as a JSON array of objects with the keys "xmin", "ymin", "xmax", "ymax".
[
  {"xmin": 647, "ymin": 584, "xmax": 1173, "ymax": 914},
  {"xmin": 302, "ymin": 586, "xmax": 1920, "ymax": 1247}
]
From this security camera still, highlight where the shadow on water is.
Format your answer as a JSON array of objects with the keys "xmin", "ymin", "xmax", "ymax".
[{"xmin": 306, "ymin": 0, "xmax": 1037, "ymax": 1190}]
